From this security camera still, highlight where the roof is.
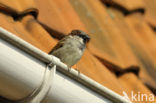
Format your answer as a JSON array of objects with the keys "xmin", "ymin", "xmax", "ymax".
[{"xmin": 0, "ymin": 0, "xmax": 156, "ymax": 102}]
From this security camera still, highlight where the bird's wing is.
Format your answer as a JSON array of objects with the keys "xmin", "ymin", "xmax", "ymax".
[{"xmin": 49, "ymin": 35, "xmax": 70, "ymax": 54}]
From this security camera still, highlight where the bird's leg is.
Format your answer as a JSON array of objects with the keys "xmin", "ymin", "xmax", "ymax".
[
  {"xmin": 75, "ymin": 69, "xmax": 80, "ymax": 77},
  {"xmin": 68, "ymin": 67, "xmax": 71, "ymax": 72},
  {"xmin": 77, "ymin": 69, "xmax": 80, "ymax": 76}
]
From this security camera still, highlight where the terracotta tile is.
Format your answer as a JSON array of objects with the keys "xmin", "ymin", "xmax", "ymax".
[
  {"xmin": 125, "ymin": 13, "xmax": 156, "ymax": 60},
  {"xmin": 101, "ymin": 0, "xmax": 144, "ymax": 11},
  {"xmin": 0, "ymin": 13, "xmax": 38, "ymax": 45},
  {"xmin": 105, "ymin": 7, "xmax": 156, "ymax": 89},
  {"xmin": 119, "ymin": 73, "xmax": 155, "ymax": 103},
  {"xmin": 143, "ymin": 0, "xmax": 156, "ymax": 27},
  {"xmin": 0, "ymin": 13, "xmax": 56, "ymax": 53},
  {"xmin": 21, "ymin": 15, "xmax": 56, "ymax": 53},
  {"xmin": 35, "ymin": 0, "xmax": 87, "ymax": 34},
  {"xmin": 125, "ymin": 13, "xmax": 156, "ymax": 89},
  {"xmin": 77, "ymin": 50, "xmax": 125, "ymax": 95},
  {"xmin": 0, "ymin": 0, "xmax": 37, "ymax": 16},
  {"xmin": 70, "ymin": 0, "xmax": 138, "ymax": 69}
]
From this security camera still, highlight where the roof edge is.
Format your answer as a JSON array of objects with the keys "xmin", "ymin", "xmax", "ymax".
[{"xmin": 0, "ymin": 3, "xmax": 38, "ymax": 20}]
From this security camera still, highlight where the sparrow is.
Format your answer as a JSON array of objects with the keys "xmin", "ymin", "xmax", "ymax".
[{"xmin": 49, "ymin": 30, "xmax": 90, "ymax": 68}]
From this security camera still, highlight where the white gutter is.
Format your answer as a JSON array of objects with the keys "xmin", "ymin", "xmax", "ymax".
[{"xmin": 0, "ymin": 27, "xmax": 131, "ymax": 103}]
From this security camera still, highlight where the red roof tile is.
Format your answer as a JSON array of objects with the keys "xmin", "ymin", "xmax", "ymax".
[
  {"xmin": 0, "ymin": 0, "xmax": 37, "ymax": 17},
  {"xmin": 70, "ymin": 0, "xmax": 138, "ymax": 68},
  {"xmin": 125, "ymin": 13, "xmax": 156, "ymax": 88},
  {"xmin": 36, "ymin": 0, "xmax": 87, "ymax": 34},
  {"xmin": 143, "ymin": 0, "xmax": 156, "ymax": 27},
  {"xmin": 119, "ymin": 73, "xmax": 155, "ymax": 103},
  {"xmin": 101, "ymin": 0, "xmax": 144, "ymax": 11}
]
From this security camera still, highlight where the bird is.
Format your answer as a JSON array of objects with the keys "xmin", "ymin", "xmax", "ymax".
[{"xmin": 49, "ymin": 30, "xmax": 90, "ymax": 68}]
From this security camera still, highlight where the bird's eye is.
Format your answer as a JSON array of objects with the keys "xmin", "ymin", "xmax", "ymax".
[{"xmin": 81, "ymin": 35, "xmax": 90, "ymax": 43}]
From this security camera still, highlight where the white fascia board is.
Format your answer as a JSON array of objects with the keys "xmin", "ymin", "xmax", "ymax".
[{"xmin": 0, "ymin": 27, "xmax": 131, "ymax": 103}]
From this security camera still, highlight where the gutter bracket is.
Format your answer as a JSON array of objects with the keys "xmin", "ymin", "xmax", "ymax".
[{"xmin": 18, "ymin": 57, "xmax": 56, "ymax": 103}]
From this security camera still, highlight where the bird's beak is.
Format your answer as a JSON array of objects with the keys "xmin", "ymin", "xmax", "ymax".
[{"xmin": 85, "ymin": 35, "xmax": 90, "ymax": 43}]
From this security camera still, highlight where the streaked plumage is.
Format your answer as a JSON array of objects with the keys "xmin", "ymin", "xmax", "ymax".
[{"xmin": 49, "ymin": 30, "xmax": 90, "ymax": 67}]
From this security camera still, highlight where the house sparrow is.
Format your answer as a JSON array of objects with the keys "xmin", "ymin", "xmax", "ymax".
[{"xmin": 49, "ymin": 30, "xmax": 90, "ymax": 68}]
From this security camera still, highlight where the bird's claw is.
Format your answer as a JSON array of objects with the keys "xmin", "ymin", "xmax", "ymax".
[
  {"xmin": 68, "ymin": 67, "xmax": 71, "ymax": 72},
  {"xmin": 67, "ymin": 67, "xmax": 80, "ymax": 77},
  {"xmin": 75, "ymin": 68, "xmax": 80, "ymax": 76}
]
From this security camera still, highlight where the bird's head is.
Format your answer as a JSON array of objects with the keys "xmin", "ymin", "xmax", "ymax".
[{"xmin": 70, "ymin": 30, "xmax": 90, "ymax": 44}]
